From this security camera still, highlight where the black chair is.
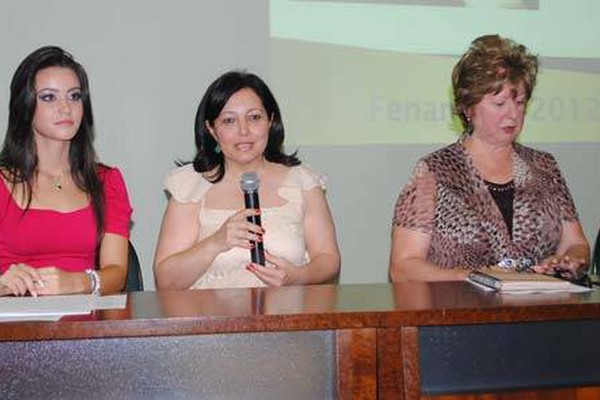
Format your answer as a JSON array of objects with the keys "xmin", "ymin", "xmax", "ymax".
[
  {"xmin": 125, "ymin": 240, "xmax": 144, "ymax": 291},
  {"xmin": 592, "ymin": 229, "xmax": 600, "ymax": 278}
]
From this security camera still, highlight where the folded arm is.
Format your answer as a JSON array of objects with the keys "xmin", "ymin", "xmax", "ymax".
[{"xmin": 389, "ymin": 226, "xmax": 469, "ymax": 282}]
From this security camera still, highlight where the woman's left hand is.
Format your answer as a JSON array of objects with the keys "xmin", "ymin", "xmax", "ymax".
[
  {"xmin": 246, "ymin": 251, "xmax": 298, "ymax": 287},
  {"xmin": 533, "ymin": 254, "xmax": 587, "ymax": 280},
  {"xmin": 36, "ymin": 267, "xmax": 87, "ymax": 295}
]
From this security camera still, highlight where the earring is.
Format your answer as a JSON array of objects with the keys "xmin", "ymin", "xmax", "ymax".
[
  {"xmin": 464, "ymin": 113, "xmax": 473, "ymax": 135},
  {"xmin": 214, "ymin": 144, "xmax": 221, "ymax": 154},
  {"xmin": 464, "ymin": 111, "xmax": 472, "ymax": 123}
]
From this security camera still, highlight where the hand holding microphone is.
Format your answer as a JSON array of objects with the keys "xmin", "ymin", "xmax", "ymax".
[
  {"xmin": 239, "ymin": 172, "xmax": 299, "ymax": 286},
  {"xmin": 246, "ymin": 250, "xmax": 297, "ymax": 287},
  {"xmin": 240, "ymin": 172, "xmax": 265, "ymax": 265},
  {"xmin": 211, "ymin": 210, "xmax": 262, "ymax": 254}
]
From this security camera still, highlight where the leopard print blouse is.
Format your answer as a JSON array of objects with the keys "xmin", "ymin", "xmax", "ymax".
[{"xmin": 393, "ymin": 140, "xmax": 578, "ymax": 270}]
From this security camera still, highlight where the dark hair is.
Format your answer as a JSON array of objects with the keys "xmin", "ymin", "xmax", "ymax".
[
  {"xmin": 192, "ymin": 70, "xmax": 300, "ymax": 182},
  {"xmin": 452, "ymin": 34, "xmax": 539, "ymax": 133},
  {"xmin": 0, "ymin": 45, "xmax": 104, "ymax": 243}
]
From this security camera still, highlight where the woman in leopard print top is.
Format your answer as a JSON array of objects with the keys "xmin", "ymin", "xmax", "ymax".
[{"xmin": 390, "ymin": 35, "xmax": 589, "ymax": 282}]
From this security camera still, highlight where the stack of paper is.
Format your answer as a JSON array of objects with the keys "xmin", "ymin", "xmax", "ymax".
[
  {"xmin": 0, "ymin": 294, "xmax": 127, "ymax": 322},
  {"xmin": 467, "ymin": 270, "xmax": 592, "ymax": 294}
]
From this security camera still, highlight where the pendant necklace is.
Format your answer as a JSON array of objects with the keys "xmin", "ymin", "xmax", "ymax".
[
  {"xmin": 53, "ymin": 173, "xmax": 64, "ymax": 191},
  {"xmin": 40, "ymin": 170, "xmax": 67, "ymax": 192}
]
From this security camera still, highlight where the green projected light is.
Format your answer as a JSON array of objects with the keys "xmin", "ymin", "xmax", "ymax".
[{"xmin": 269, "ymin": 0, "xmax": 600, "ymax": 145}]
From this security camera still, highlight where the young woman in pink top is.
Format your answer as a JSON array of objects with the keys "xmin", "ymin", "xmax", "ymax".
[{"xmin": 0, "ymin": 46, "xmax": 132, "ymax": 297}]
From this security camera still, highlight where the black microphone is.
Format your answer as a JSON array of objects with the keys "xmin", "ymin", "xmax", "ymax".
[{"xmin": 240, "ymin": 172, "xmax": 265, "ymax": 265}]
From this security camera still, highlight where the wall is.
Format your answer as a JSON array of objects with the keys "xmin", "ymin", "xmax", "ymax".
[
  {"xmin": 0, "ymin": 1, "xmax": 598, "ymax": 289},
  {"xmin": 304, "ymin": 143, "xmax": 600, "ymax": 284}
]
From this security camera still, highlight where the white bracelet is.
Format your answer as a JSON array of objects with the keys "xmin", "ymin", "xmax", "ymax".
[{"xmin": 85, "ymin": 269, "xmax": 101, "ymax": 295}]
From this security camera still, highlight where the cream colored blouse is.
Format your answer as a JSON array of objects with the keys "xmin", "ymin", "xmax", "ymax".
[{"xmin": 165, "ymin": 164, "xmax": 326, "ymax": 288}]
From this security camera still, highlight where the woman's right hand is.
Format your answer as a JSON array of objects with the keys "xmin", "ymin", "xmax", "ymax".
[
  {"xmin": 211, "ymin": 209, "xmax": 264, "ymax": 253},
  {"xmin": 534, "ymin": 254, "xmax": 588, "ymax": 280},
  {"xmin": 0, "ymin": 263, "xmax": 44, "ymax": 297}
]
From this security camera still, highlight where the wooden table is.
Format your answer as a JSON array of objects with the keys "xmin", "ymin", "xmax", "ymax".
[{"xmin": 1, "ymin": 282, "xmax": 600, "ymax": 399}]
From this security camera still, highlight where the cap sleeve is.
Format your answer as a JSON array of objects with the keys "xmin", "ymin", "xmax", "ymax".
[
  {"xmin": 545, "ymin": 154, "xmax": 578, "ymax": 222},
  {"xmin": 100, "ymin": 167, "xmax": 132, "ymax": 238},
  {"xmin": 393, "ymin": 160, "xmax": 437, "ymax": 234},
  {"xmin": 164, "ymin": 164, "xmax": 212, "ymax": 203},
  {"xmin": 293, "ymin": 165, "xmax": 327, "ymax": 191}
]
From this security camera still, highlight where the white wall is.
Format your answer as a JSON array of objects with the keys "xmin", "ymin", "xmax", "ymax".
[
  {"xmin": 1, "ymin": 1, "xmax": 598, "ymax": 289},
  {"xmin": 0, "ymin": 1, "xmax": 269, "ymax": 289}
]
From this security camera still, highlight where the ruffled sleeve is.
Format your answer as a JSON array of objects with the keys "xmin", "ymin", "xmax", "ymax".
[
  {"xmin": 544, "ymin": 154, "xmax": 578, "ymax": 222},
  {"xmin": 392, "ymin": 160, "xmax": 437, "ymax": 234},
  {"xmin": 100, "ymin": 166, "xmax": 132, "ymax": 238},
  {"xmin": 277, "ymin": 165, "xmax": 327, "ymax": 209},
  {"xmin": 291, "ymin": 165, "xmax": 327, "ymax": 191},
  {"xmin": 164, "ymin": 164, "xmax": 212, "ymax": 203}
]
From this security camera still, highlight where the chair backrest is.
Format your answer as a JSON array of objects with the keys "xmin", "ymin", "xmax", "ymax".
[
  {"xmin": 593, "ymin": 229, "xmax": 600, "ymax": 277},
  {"xmin": 125, "ymin": 240, "xmax": 144, "ymax": 292}
]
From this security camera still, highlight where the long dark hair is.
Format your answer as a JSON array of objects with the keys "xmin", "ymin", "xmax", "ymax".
[
  {"xmin": 192, "ymin": 70, "xmax": 300, "ymax": 182},
  {"xmin": 0, "ymin": 46, "xmax": 104, "ymax": 242}
]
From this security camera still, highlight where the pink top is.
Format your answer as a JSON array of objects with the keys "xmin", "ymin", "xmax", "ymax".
[{"xmin": 0, "ymin": 166, "xmax": 132, "ymax": 273}]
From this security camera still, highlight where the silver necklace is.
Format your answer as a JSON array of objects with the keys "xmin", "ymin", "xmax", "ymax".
[{"xmin": 484, "ymin": 180, "xmax": 514, "ymax": 193}]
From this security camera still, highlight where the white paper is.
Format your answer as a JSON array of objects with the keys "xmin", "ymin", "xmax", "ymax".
[
  {"xmin": 92, "ymin": 294, "xmax": 127, "ymax": 310},
  {"xmin": 0, "ymin": 293, "xmax": 127, "ymax": 322},
  {"xmin": 498, "ymin": 283, "xmax": 593, "ymax": 294},
  {"xmin": 0, "ymin": 294, "xmax": 93, "ymax": 317},
  {"xmin": 467, "ymin": 277, "xmax": 593, "ymax": 294},
  {"xmin": 0, "ymin": 314, "xmax": 63, "ymax": 322}
]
